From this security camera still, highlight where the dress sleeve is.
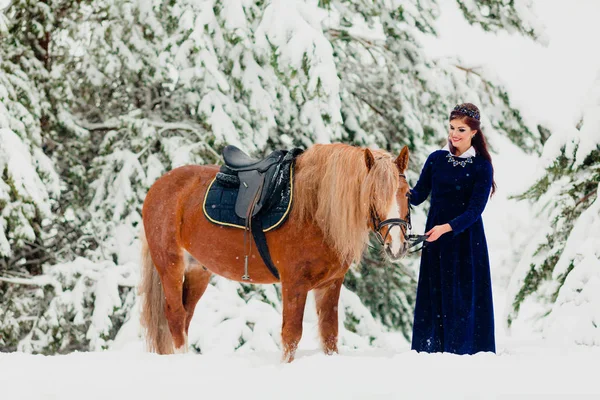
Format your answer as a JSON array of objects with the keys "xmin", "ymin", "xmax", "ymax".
[
  {"xmin": 448, "ymin": 160, "xmax": 493, "ymax": 235},
  {"xmin": 409, "ymin": 151, "xmax": 437, "ymax": 206}
]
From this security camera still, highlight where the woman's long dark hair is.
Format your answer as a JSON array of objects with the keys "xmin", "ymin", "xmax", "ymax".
[{"xmin": 449, "ymin": 103, "xmax": 496, "ymax": 196}]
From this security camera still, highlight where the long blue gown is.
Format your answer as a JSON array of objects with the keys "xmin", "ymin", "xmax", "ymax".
[{"xmin": 410, "ymin": 149, "xmax": 495, "ymax": 354}]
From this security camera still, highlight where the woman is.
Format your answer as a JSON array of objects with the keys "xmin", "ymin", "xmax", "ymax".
[{"xmin": 410, "ymin": 103, "xmax": 495, "ymax": 355}]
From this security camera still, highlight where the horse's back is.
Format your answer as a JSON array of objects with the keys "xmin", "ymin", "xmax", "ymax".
[
  {"xmin": 145, "ymin": 164, "xmax": 216, "ymax": 200},
  {"xmin": 142, "ymin": 164, "xmax": 217, "ymax": 233},
  {"xmin": 149, "ymin": 164, "xmax": 217, "ymax": 191}
]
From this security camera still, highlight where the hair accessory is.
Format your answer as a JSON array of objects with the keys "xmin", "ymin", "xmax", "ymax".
[{"xmin": 452, "ymin": 105, "xmax": 480, "ymax": 120}]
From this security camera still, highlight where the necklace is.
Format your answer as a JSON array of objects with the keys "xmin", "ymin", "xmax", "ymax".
[{"xmin": 446, "ymin": 152, "xmax": 473, "ymax": 167}]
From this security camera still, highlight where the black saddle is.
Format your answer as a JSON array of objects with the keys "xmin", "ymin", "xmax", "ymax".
[
  {"xmin": 212, "ymin": 145, "xmax": 303, "ymax": 281},
  {"xmin": 221, "ymin": 145, "xmax": 288, "ymax": 219},
  {"xmin": 223, "ymin": 146, "xmax": 284, "ymax": 172}
]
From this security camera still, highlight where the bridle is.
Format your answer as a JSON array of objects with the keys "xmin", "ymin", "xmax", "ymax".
[{"xmin": 370, "ymin": 174, "xmax": 429, "ymax": 252}]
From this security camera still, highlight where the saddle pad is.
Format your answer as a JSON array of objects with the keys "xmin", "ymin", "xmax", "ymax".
[{"xmin": 203, "ymin": 165, "xmax": 294, "ymax": 232}]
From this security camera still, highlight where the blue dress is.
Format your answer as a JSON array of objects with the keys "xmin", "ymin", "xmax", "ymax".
[{"xmin": 410, "ymin": 149, "xmax": 495, "ymax": 354}]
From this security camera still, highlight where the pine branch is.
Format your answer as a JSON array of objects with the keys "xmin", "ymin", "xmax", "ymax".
[
  {"xmin": 453, "ymin": 64, "xmax": 495, "ymax": 100},
  {"xmin": 454, "ymin": 65, "xmax": 482, "ymax": 76},
  {"xmin": 350, "ymin": 91, "xmax": 388, "ymax": 120},
  {"xmin": 327, "ymin": 28, "xmax": 381, "ymax": 63},
  {"xmin": 327, "ymin": 28, "xmax": 383, "ymax": 48},
  {"xmin": 0, "ymin": 276, "xmax": 46, "ymax": 286},
  {"xmin": 75, "ymin": 119, "xmax": 121, "ymax": 132},
  {"xmin": 575, "ymin": 190, "xmax": 597, "ymax": 208},
  {"xmin": 14, "ymin": 256, "xmax": 54, "ymax": 269}
]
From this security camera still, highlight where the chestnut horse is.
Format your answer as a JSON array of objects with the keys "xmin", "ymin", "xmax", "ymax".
[{"xmin": 139, "ymin": 143, "xmax": 410, "ymax": 362}]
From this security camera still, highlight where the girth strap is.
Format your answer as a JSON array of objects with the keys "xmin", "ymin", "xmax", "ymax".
[{"xmin": 250, "ymin": 215, "xmax": 280, "ymax": 280}]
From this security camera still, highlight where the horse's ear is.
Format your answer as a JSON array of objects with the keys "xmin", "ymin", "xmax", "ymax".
[
  {"xmin": 395, "ymin": 145, "xmax": 409, "ymax": 173},
  {"xmin": 364, "ymin": 148, "xmax": 375, "ymax": 171}
]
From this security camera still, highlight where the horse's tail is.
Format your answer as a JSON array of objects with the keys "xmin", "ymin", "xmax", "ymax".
[{"xmin": 139, "ymin": 228, "xmax": 174, "ymax": 354}]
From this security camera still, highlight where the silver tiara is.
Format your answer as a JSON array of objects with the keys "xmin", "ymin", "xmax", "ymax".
[{"xmin": 452, "ymin": 105, "xmax": 480, "ymax": 120}]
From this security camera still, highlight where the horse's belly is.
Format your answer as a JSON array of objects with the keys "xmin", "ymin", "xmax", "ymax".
[
  {"xmin": 183, "ymin": 216, "xmax": 344, "ymax": 286},
  {"xmin": 194, "ymin": 239, "xmax": 282, "ymax": 284}
]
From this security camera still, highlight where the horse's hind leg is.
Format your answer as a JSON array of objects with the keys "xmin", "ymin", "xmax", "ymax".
[
  {"xmin": 151, "ymin": 249, "xmax": 188, "ymax": 353},
  {"xmin": 314, "ymin": 278, "xmax": 344, "ymax": 355},
  {"xmin": 182, "ymin": 254, "xmax": 211, "ymax": 340},
  {"xmin": 140, "ymin": 230, "xmax": 189, "ymax": 354}
]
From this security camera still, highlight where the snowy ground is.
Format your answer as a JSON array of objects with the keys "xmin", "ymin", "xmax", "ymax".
[{"xmin": 1, "ymin": 343, "xmax": 600, "ymax": 399}]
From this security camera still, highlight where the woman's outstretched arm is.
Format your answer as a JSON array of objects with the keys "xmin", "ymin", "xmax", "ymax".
[{"xmin": 410, "ymin": 151, "xmax": 438, "ymax": 206}]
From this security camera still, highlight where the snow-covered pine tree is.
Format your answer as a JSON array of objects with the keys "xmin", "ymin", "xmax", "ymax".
[
  {"xmin": 1, "ymin": 0, "xmax": 138, "ymax": 353},
  {"xmin": 0, "ymin": 0, "xmax": 66, "ymax": 351},
  {"xmin": 0, "ymin": 0, "xmax": 64, "ymax": 271},
  {"xmin": 506, "ymin": 72, "xmax": 600, "ymax": 345},
  {"xmin": 325, "ymin": 0, "xmax": 544, "ymax": 153}
]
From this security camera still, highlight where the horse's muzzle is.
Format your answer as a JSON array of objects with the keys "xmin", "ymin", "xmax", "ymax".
[
  {"xmin": 384, "ymin": 241, "xmax": 408, "ymax": 261},
  {"xmin": 385, "ymin": 234, "xmax": 429, "ymax": 259}
]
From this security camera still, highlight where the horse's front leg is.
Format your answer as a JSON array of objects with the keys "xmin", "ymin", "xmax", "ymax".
[
  {"xmin": 314, "ymin": 277, "xmax": 344, "ymax": 355},
  {"xmin": 280, "ymin": 283, "xmax": 309, "ymax": 363}
]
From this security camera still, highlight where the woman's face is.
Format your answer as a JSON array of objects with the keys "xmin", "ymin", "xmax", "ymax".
[{"xmin": 449, "ymin": 118, "xmax": 476, "ymax": 150}]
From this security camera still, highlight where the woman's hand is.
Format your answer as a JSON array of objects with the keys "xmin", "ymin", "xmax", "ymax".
[{"xmin": 425, "ymin": 223, "xmax": 453, "ymax": 242}]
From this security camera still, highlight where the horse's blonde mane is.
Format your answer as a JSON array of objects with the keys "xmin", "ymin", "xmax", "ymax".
[{"xmin": 292, "ymin": 143, "xmax": 399, "ymax": 264}]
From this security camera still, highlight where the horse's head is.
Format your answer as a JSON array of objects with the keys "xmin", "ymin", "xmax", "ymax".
[{"xmin": 364, "ymin": 146, "xmax": 411, "ymax": 261}]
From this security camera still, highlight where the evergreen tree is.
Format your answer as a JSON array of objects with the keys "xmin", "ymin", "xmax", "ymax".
[
  {"xmin": 324, "ymin": 0, "xmax": 544, "ymax": 153},
  {"xmin": 0, "ymin": 0, "xmax": 66, "ymax": 351},
  {"xmin": 0, "ymin": 0, "xmax": 136, "ymax": 352},
  {"xmin": 0, "ymin": 0, "xmax": 66, "ymax": 270},
  {"xmin": 506, "ymin": 72, "xmax": 600, "ymax": 345}
]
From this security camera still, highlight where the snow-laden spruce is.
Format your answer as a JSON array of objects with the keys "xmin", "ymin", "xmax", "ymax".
[
  {"xmin": 506, "ymin": 71, "xmax": 600, "ymax": 346},
  {"xmin": 0, "ymin": 52, "xmax": 60, "ymax": 259}
]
